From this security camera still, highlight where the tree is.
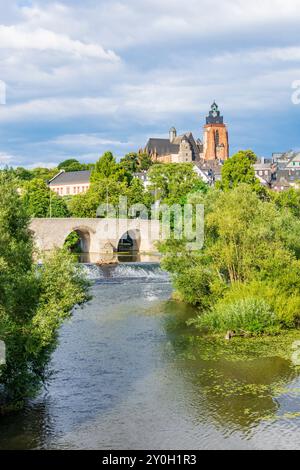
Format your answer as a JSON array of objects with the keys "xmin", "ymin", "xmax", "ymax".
[
  {"xmin": 120, "ymin": 152, "xmax": 153, "ymax": 173},
  {"xmin": 13, "ymin": 167, "xmax": 33, "ymax": 181},
  {"xmin": 119, "ymin": 153, "xmax": 139, "ymax": 173},
  {"xmin": 58, "ymin": 159, "xmax": 89, "ymax": 172},
  {"xmin": 219, "ymin": 150, "xmax": 259, "ymax": 191},
  {"xmin": 69, "ymin": 176, "xmax": 153, "ymax": 219},
  {"xmin": 161, "ymin": 184, "xmax": 300, "ymax": 336},
  {"xmin": 91, "ymin": 152, "xmax": 120, "ymax": 181},
  {"xmin": 22, "ymin": 178, "xmax": 69, "ymax": 218},
  {"xmin": 30, "ymin": 167, "xmax": 58, "ymax": 182},
  {"xmin": 272, "ymin": 187, "xmax": 300, "ymax": 218},
  {"xmin": 138, "ymin": 152, "xmax": 153, "ymax": 171},
  {"xmin": 69, "ymin": 179, "xmax": 129, "ymax": 218},
  {"xmin": 0, "ymin": 174, "xmax": 89, "ymax": 411},
  {"xmin": 148, "ymin": 163, "xmax": 207, "ymax": 205}
]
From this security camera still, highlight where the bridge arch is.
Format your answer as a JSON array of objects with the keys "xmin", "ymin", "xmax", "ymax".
[
  {"xmin": 117, "ymin": 229, "xmax": 141, "ymax": 253},
  {"xmin": 64, "ymin": 225, "xmax": 96, "ymax": 253}
]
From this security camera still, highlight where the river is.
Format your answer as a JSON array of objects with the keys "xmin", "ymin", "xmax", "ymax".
[{"xmin": 1, "ymin": 263, "xmax": 300, "ymax": 450}]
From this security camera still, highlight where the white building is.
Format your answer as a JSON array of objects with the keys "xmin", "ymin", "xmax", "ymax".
[{"xmin": 48, "ymin": 170, "xmax": 91, "ymax": 196}]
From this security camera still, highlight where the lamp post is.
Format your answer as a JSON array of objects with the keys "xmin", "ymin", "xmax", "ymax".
[{"xmin": 49, "ymin": 188, "xmax": 52, "ymax": 218}]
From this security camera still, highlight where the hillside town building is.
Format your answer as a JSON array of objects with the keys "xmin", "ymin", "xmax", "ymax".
[
  {"xmin": 48, "ymin": 170, "xmax": 91, "ymax": 196},
  {"xmin": 144, "ymin": 102, "xmax": 229, "ymax": 164},
  {"xmin": 46, "ymin": 105, "xmax": 300, "ymax": 196},
  {"xmin": 270, "ymin": 151, "xmax": 300, "ymax": 191}
]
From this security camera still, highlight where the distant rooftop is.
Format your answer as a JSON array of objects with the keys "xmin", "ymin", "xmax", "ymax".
[
  {"xmin": 49, "ymin": 170, "xmax": 91, "ymax": 186},
  {"xmin": 145, "ymin": 138, "xmax": 180, "ymax": 156}
]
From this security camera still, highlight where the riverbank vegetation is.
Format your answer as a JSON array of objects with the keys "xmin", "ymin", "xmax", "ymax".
[
  {"xmin": 0, "ymin": 174, "xmax": 89, "ymax": 413},
  {"xmin": 161, "ymin": 152, "xmax": 300, "ymax": 338}
]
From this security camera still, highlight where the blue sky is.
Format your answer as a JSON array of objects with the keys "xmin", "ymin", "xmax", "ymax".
[{"xmin": 0, "ymin": 0, "xmax": 300, "ymax": 168}]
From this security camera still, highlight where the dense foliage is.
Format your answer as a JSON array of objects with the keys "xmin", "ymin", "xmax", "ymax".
[
  {"xmin": 69, "ymin": 152, "xmax": 153, "ymax": 217},
  {"xmin": 162, "ymin": 183, "xmax": 300, "ymax": 336},
  {"xmin": 217, "ymin": 150, "xmax": 262, "ymax": 192},
  {"xmin": 58, "ymin": 159, "xmax": 94, "ymax": 172},
  {"xmin": 148, "ymin": 163, "xmax": 207, "ymax": 205},
  {"xmin": 119, "ymin": 152, "xmax": 153, "ymax": 172},
  {"xmin": 22, "ymin": 178, "xmax": 70, "ymax": 218},
  {"xmin": 0, "ymin": 175, "xmax": 89, "ymax": 412}
]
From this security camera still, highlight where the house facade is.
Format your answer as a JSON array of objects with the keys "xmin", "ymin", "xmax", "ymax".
[
  {"xmin": 48, "ymin": 170, "xmax": 91, "ymax": 196},
  {"xmin": 270, "ymin": 151, "xmax": 300, "ymax": 191}
]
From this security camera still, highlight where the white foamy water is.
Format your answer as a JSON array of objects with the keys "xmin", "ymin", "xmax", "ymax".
[{"xmin": 81, "ymin": 263, "xmax": 169, "ymax": 281}]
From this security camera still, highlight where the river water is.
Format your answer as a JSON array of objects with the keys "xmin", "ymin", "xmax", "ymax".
[{"xmin": 1, "ymin": 263, "xmax": 300, "ymax": 450}]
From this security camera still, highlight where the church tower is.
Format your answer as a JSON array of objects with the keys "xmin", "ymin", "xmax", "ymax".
[{"xmin": 203, "ymin": 102, "xmax": 229, "ymax": 161}]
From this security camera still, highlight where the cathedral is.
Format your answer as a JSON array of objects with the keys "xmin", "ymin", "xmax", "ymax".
[{"xmin": 144, "ymin": 102, "xmax": 229, "ymax": 164}]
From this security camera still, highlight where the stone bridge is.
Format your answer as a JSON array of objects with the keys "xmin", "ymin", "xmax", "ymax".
[{"xmin": 30, "ymin": 218, "xmax": 161, "ymax": 254}]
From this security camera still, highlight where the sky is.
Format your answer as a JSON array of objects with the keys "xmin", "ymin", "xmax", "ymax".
[{"xmin": 0, "ymin": 0, "xmax": 300, "ymax": 168}]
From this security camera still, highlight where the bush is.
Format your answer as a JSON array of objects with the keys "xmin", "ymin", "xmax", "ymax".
[{"xmin": 194, "ymin": 297, "xmax": 278, "ymax": 336}]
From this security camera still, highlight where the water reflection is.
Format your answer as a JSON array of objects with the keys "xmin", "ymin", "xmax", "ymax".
[
  {"xmin": 1, "ymin": 268, "xmax": 300, "ymax": 449},
  {"xmin": 163, "ymin": 302, "xmax": 300, "ymax": 434}
]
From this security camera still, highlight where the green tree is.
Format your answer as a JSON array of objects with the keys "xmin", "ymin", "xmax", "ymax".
[
  {"xmin": 219, "ymin": 150, "xmax": 259, "ymax": 191},
  {"xmin": 92, "ymin": 152, "xmax": 116, "ymax": 180},
  {"xmin": 13, "ymin": 167, "xmax": 33, "ymax": 181},
  {"xmin": 22, "ymin": 179, "xmax": 69, "ymax": 218},
  {"xmin": 272, "ymin": 187, "xmax": 300, "ymax": 218},
  {"xmin": 58, "ymin": 159, "xmax": 89, "ymax": 172},
  {"xmin": 120, "ymin": 153, "xmax": 139, "ymax": 173},
  {"xmin": 69, "ymin": 179, "xmax": 128, "ymax": 218},
  {"xmin": 148, "ymin": 163, "xmax": 207, "ymax": 205},
  {"xmin": 120, "ymin": 152, "xmax": 153, "ymax": 173},
  {"xmin": 69, "ymin": 176, "xmax": 153, "ymax": 219},
  {"xmin": 30, "ymin": 167, "xmax": 58, "ymax": 182},
  {"xmin": 64, "ymin": 231, "xmax": 82, "ymax": 253},
  {"xmin": 138, "ymin": 152, "xmax": 153, "ymax": 171},
  {"xmin": 161, "ymin": 184, "xmax": 300, "ymax": 336},
  {"xmin": 0, "ymin": 174, "xmax": 89, "ymax": 411},
  {"xmin": 70, "ymin": 151, "xmax": 153, "ymax": 218}
]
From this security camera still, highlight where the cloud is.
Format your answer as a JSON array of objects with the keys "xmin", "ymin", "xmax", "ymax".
[
  {"xmin": 0, "ymin": 0, "xmax": 300, "ymax": 166},
  {"xmin": 51, "ymin": 133, "xmax": 133, "ymax": 147},
  {"xmin": 0, "ymin": 152, "xmax": 14, "ymax": 164},
  {"xmin": 212, "ymin": 46, "xmax": 300, "ymax": 64},
  {"xmin": 0, "ymin": 97, "xmax": 121, "ymax": 123},
  {"xmin": 0, "ymin": 25, "xmax": 119, "ymax": 61}
]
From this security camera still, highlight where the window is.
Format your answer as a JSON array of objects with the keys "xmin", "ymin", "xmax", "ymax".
[{"xmin": 66, "ymin": 187, "xmax": 70, "ymax": 195}]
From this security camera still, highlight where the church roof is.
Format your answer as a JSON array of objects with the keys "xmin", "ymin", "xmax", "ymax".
[
  {"xmin": 145, "ymin": 131, "xmax": 202, "ymax": 161},
  {"xmin": 145, "ymin": 138, "xmax": 180, "ymax": 156}
]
